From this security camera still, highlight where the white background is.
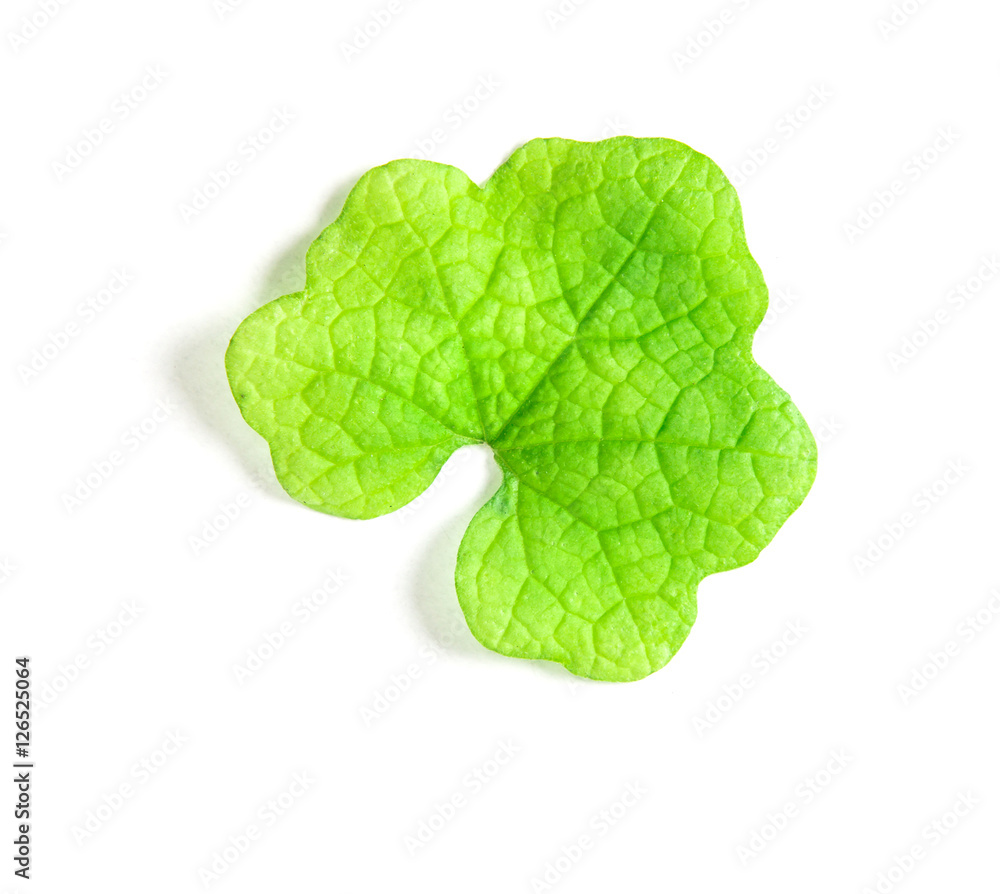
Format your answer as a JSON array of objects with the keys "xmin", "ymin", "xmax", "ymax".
[{"xmin": 2, "ymin": 0, "xmax": 998, "ymax": 891}]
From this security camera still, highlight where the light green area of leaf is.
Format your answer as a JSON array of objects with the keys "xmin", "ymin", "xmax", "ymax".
[{"xmin": 226, "ymin": 137, "xmax": 816, "ymax": 681}]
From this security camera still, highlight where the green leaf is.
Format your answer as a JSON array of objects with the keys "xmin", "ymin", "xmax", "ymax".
[{"xmin": 226, "ymin": 137, "xmax": 816, "ymax": 682}]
